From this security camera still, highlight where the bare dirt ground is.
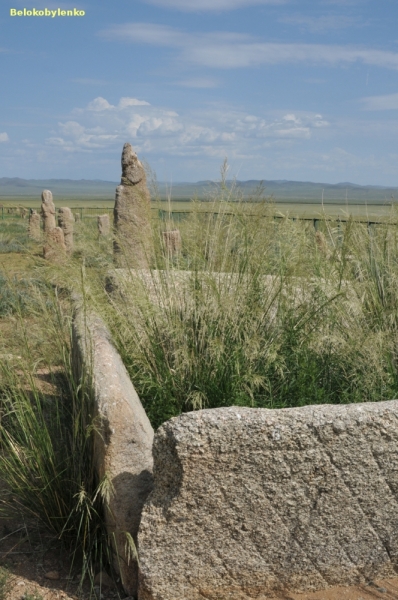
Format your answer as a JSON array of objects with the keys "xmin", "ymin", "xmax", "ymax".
[
  {"xmin": 277, "ymin": 578, "xmax": 398, "ymax": 599},
  {"xmin": 0, "ymin": 516, "xmax": 123, "ymax": 600}
]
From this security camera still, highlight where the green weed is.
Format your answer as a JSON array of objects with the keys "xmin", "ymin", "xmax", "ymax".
[{"xmin": 0, "ymin": 567, "xmax": 10, "ymax": 600}]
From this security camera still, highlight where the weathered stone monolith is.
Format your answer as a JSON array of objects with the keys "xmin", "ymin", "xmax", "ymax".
[
  {"xmin": 28, "ymin": 209, "xmax": 41, "ymax": 241},
  {"xmin": 162, "ymin": 229, "xmax": 181, "ymax": 256},
  {"xmin": 98, "ymin": 214, "xmax": 110, "ymax": 236},
  {"xmin": 113, "ymin": 143, "xmax": 152, "ymax": 267},
  {"xmin": 41, "ymin": 190, "xmax": 56, "ymax": 233},
  {"xmin": 43, "ymin": 226, "xmax": 66, "ymax": 261},
  {"xmin": 58, "ymin": 207, "xmax": 74, "ymax": 253}
]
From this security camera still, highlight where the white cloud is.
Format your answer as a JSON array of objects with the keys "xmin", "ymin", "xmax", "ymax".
[
  {"xmin": 361, "ymin": 92, "xmax": 398, "ymax": 111},
  {"xmin": 142, "ymin": 0, "xmax": 286, "ymax": 10},
  {"xmin": 44, "ymin": 96, "xmax": 329, "ymax": 160},
  {"xmin": 119, "ymin": 97, "xmax": 151, "ymax": 108},
  {"xmin": 100, "ymin": 23, "xmax": 398, "ymax": 71},
  {"xmin": 87, "ymin": 97, "xmax": 115, "ymax": 111},
  {"xmin": 0, "ymin": 133, "xmax": 9, "ymax": 143},
  {"xmin": 279, "ymin": 15, "xmax": 363, "ymax": 33}
]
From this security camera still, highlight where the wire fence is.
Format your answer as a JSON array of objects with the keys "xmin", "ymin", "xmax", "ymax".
[{"xmin": 0, "ymin": 205, "xmax": 396, "ymax": 234}]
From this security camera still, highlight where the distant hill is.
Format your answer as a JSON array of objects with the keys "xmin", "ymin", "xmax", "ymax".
[
  {"xmin": 1, "ymin": 177, "xmax": 398, "ymax": 203},
  {"xmin": 0, "ymin": 178, "xmax": 117, "ymax": 198}
]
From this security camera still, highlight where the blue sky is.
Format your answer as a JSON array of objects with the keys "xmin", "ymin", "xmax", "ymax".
[{"xmin": 2, "ymin": 0, "xmax": 398, "ymax": 183}]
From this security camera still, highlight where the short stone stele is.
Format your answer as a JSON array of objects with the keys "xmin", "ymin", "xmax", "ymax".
[
  {"xmin": 98, "ymin": 214, "xmax": 110, "ymax": 236},
  {"xmin": 28, "ymin": 209, "xmax": 41, "ymax": 241},
  {"xmin": 113, "ymin": 143, "xmax": 152, "ymax": 267},
  {"xmin": 40, "ymin": 189, "xmax": 56, "ymax": 233},
  {"xmin": 162, "ymin": 229, "xmax": 181, "ymax": 256},
  {"xmin": 58, "ymin": 207, "xmax": 74, "ymax": 253},
  {"xmin": 138, "ymin": 403, "xmax": 398, "ymax": 600},
  {"xmin": 43, "ymin": 227, "xmax": 66, "ymax": 261}
]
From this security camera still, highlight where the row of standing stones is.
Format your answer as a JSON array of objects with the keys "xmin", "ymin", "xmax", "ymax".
[
  {"xmin": 29, "ymin": 190, "xmax": 111, "ymax": 260},
  {"xmin": 30, "ymin": 142, "xmax": 181, "ymax": 264}
]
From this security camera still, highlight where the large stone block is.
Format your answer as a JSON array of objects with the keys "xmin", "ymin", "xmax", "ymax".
[
  {"xmin": 138, "ymin": 403, "xmax": 398, "ymax": 599},
  {"xmin": 72, "ymin": 306, "xmax": 154, "ymax": 596}
]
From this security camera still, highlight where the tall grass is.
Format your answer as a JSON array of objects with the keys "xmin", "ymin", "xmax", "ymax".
[
  {"xmin": 0, "ymin": 275, "xmax": 110, "ymax": 587},
  {"xmin": 106, "ymin": 183, "xmax": 398, "ymax": 428},
  {"xmin": 2, "ymin": 171, "xmax": 398, "ymax": 585}
]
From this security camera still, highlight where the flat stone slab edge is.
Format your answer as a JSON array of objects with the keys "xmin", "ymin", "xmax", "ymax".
[
  {"xmin": 71, "ymin": 301, "xmax": 154, "ymax": 597},
  {"xmin": 138, "ymin": 402, "xmax": 398, "ymax": 600}
]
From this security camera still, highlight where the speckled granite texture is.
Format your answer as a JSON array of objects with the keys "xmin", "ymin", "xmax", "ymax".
[{"xmin": 138, "ymin": 403, "xmax": 398, "ymax": 599}]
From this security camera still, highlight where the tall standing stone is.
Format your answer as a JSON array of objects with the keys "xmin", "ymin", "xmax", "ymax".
[
  {"xmin": 58, "ymin": 207, "xmax": 74, "ymax": 253},
  {"xmin": 113, "ymin": 143, "xmax": 152, "ymax": 267},
  {"xmin": 98, "ymin": 214, "xmax": 110, "ymax": 236},
  {"xmin": 28, "ymin": 209, "xmax": 41, "ymax": 241},
  {"xmin": 41, "ymin": 190, "xmax": 56, "ymax": 233}
]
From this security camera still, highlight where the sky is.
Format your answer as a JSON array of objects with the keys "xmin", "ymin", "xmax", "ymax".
[{"xmin": 2, "ymin": 0, "xmax": 398, "ymax": 184}]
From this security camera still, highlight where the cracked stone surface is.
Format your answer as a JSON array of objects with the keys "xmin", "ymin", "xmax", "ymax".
[{"xmin": 138, "ymin": 403, "xmax": 398, "ymax": 599}]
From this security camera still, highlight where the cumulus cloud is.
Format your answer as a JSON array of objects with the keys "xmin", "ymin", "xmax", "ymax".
[
  {"xmin": 100, "ymin": 23, "xmax": 398, "ymax": 71},
  {"xmin": 0, "ymin": 133, "xmax": 9, "ymax": 143},
  {"xmin": 45, "ymin": 96, "xmax": 329, "ymax": 163},
  {"xmin": 361, "ymin": 92, "xmax": 398, "ymax": 111}
]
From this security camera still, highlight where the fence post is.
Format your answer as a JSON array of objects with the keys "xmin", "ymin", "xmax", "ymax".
[
  {"xmin": 368, "ymin": 222, "xmax": 376, "ymax": 274},
  {"xmin": 313, "ymin": 219, "xmax": 320, "ymax": 231},
  {"xmin": 337, "ymin": 217, "xmax": 343, "ymax": 248},
  {"xmin": 80, "ymin": 207, "xmax": 83, "ymax": 221}
]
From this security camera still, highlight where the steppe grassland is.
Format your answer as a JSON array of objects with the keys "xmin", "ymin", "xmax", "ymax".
[
  {"xmin": 1, "ymin": 194, "xmax": 398, "ymax": 588},
  {"xmin": 0, "ymin": 195, "xmax": 395, "ymax": 219}
]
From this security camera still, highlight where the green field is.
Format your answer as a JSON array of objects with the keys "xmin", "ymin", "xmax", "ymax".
[{"xmin": 0, "ymin": 196, "xmax": 397, "ymax": 222}]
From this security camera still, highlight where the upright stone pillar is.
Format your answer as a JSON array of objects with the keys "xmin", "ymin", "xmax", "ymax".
[
  {"xmin": 113, "ymin": 143, "xmax": 152, "ymax": 267},
  {"xmin": 28, "ymin": 209, "xmax": 41, "ymax": 241},
  {"xmin": 40, "ymin": 190, "xmax": 56, "ymax": 233},
  {"xmin": 98, "ymin": 214, "xmax": 110, "ymax": 236},
  {"xmin": 163, "ymin": 229, "xmax": 181, "ymax": 256},
  {"xmin": 58, "ymin": 207, "xmax": 74, "ymax": 253},
  {"xmin": 43, "ymin": 227, "xmax": 66, "ymax": 261}
]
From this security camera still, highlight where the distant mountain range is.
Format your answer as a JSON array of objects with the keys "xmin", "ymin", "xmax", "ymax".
[{"xmin": 1, "ymin": 177, "xmax": 398, "ymax": 203}]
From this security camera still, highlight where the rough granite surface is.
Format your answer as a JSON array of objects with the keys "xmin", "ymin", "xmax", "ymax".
[
  {"xmin": 113, "ymin": 143, "xmax": 152, "ymax": 268},
  {"xmin": 72, "ymin": 305, "xmax": 154, "ymax": 596},
  {"xmin": 138, "ymin": 403, "xmax": 398, "ymax": 600}
]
